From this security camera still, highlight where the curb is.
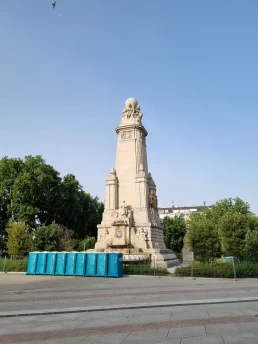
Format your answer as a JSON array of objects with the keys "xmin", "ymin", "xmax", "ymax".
[
  {"xmin": 0, "ymin": 272, "xmax": 26, "ymax": 274},
  {"xmin": 1, "ymin": 297, "xmax": 258, "ymax": 318}
]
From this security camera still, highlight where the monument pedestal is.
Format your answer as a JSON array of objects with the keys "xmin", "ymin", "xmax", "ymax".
[{"xmin": 95, "ymin": 98, "xmax": 179, "ymax": 269}]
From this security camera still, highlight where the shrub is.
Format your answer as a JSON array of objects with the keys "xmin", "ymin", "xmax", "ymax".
[
  {"xmin": 0, "ymin": 258, "xmax": 27, "ymax": 272},
  {"xmin": 175, "ymin": 261, "xmax": 258, "ymax": 278},
  {"xmin": 123, "ymin": 262, "xmax": 169, "ymax": 276},
  {"xmin": 6, "ymin": 221, "xmax": 32, "ymax": 257},
  {"xmin": 78, "ymin": 236, "xmax": 96, "ymax": 251}
]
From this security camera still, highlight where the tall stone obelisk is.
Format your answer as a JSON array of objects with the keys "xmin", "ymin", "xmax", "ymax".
[{"xmin": 95, "ymin": 98, "xmax": 179, "ymax": 268}]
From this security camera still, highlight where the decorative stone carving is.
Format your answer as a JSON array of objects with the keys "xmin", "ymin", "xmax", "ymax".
[
  {"xmin": 142, "ymin": 228, "xmax": 148, "ymax": 241},
  {"xmin": 120, "ymin": 200, "xmax": 128, "ymax": 217},
  {"xmin": 121, "ymin": 131, "xmax": 132, "ymax": 139},
  {"xmin": 135, "ymin": 227, "xmax": 148, "ymax": 241},
  {"xmin": 98, "ymin": 228, "xmax": 109, "ymax": 241},
  {"xmin": 183, "ymin": 232, "xmax": 190, "ymax": 249},
  {"xmin": 135, "ymin": 228, "xmax": 141, "ymax": 239},
  {"xmin": 149, "ymin": 190, "xmax": 158, "ymax": 209},
  {"xmin": 121, "ymin": 98, "xmax": 143, "ymax": 125}
]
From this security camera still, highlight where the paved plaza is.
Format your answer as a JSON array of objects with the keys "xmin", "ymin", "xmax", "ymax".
[{"xmin": 1, "ymin": 274, "xmax": 258, "ymax": 343}]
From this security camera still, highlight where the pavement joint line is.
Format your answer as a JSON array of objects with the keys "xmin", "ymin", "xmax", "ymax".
[{"xmin": 1, "ymin": 296, "xmax": 258, "ymax": 318}]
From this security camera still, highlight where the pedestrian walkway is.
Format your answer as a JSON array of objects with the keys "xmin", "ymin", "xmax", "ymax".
[{"xmin": 1, "ymin": 274, "xmax": 258, "ymax": 343}]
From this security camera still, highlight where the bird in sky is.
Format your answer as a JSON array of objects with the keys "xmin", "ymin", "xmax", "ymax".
[{"xmin": 52, "ymin": 2, "xmax": 56, "ymax": 9}]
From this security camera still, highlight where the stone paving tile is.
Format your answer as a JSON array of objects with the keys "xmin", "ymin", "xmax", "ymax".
[
  {"xmin": 124, "ymin": 339, "xmax": 181, "ymax": 344},
  {"xmin": 170, "ymin": 310, "xmax": 209, "ymax": 320},
  {"xmin": 238, "ymin": 321, "xmax": 258, "ymax": 332},
  {"xmin": 124, "ymin": 329, "xmax": 169, "ymax": 343},
  {"xmin": 181, "ymin": 334, "xmax": 224, "ymax": 344},
  {"xmin": 20, "ymin": 339, "xmax": 86, "ymax": 344},
  {"xmin": 77, "ymin": 316, "xmax": 135, "ymax": 328},
  {"xmin": 205, "ymin": 323, "xmax": 243, "ymax": 335},
  {"xmin": 241, "ymin": 308, "xmax": 258, "ymax": 316},
  {"xmin": 207, "ymin": 309, "xmax": 246, "ymax": 317},
  {"xmin": 167, "ymin": 326, "xmax": 206, "ymax": 339},
  {"xmin": 222, "ymin": 332, "xmax": 258, "ymax": 344},
  {"xmin": 78, "ymin": 332, "xmax": 131, "ymax": 344},
  {"xmin": 127, "ymin": 313, "xmax": 172, "ymax": 324}
]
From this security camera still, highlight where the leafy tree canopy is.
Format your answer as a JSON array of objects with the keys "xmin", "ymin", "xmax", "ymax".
[
  {"xmin": 0, "ymin": 155, "xmax": 103, "ymax": 240},
  {"xmin": 163, "ymin": 215, "xmax": 186, "ymax": 254}
]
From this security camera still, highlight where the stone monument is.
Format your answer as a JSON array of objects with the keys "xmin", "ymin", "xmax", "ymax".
[
  {"xmin": 182, "ymin": 232, "xmax": 194, "ymax": 264},
  {"xmin": 95, "ymin": 98, "xmax": 179, "ymax": 268}
]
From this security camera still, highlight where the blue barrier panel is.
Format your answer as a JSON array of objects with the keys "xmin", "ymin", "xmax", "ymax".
[
  {"xmin": 85, "ymin": 253, "xmax": 97, "ymax": 276},
  {"xmin": 26, "ymin": 252, "xmax": 38, "ymax": 275},
  {"xmin": 45, "ymin": 252, "xmax": 57, "ymax": 275},
  {"xmin": 108, "ymin": 253, "xmax": 123, "ymax": 277},
  {"xmin": 65, "ymin": 252, "xmax": 77, "ymax": 276},
  {"xmin": 96, "ymin": 253, "xmax": 109, "ymax": 277},
  {"xmin": 36, "ymin": 252, "xmax": 48, "ymax": 275},
  {"xmin": 75, "ymin": 252, "xmax": 87, "ymax": 276},
  {"xmin": 55, "ymin": 252, "xmax": 67, "ymax": 275}
]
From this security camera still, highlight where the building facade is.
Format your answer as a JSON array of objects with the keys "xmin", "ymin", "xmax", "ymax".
[{"xmin": 158, "ymin": 202, "xmax": 209, "ymax": 222}]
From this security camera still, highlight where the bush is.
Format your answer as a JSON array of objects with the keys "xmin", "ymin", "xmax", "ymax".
[
  {"xmin": 33, "ymin": 222, "xmax": 78, "ymax": 252},
  {"xmin": 78, "ymin": 236, "xmax": 96, "ymax": 251},
  {"xmin": 0, "ymin": 258, "xmax": 27, "ymax": 272},
  {"xmin": 175, "ymin": 261, "xmax": 258, "ymax": 278},
  {"xmin": 123, "ymin": 262, "xmax": 169, "ymax": 276}
]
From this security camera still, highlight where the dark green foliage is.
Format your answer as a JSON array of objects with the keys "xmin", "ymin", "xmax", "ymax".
[
  {"xmin": 33, "ymin": 222, "xmax": 78, "ymax": 252},
  {"xmin": 78, "ymin": 236, "xmax": 96, "ymax": 251},
  {"xmin": 123, "ymin": 263, "xmax": 169, "ymax": 276},
  {"xmin": 6, "ymin": 221, "xmax": 32, "ymax": 257},
  {"xmin": 244, "ymin": 229, "xmax": 258, "ymax": 262},
  {"xmin": 0, "ymin": 156, "xmax": 103, "ymax": 241},
  {"xmin": 188, "ymin": 197, "xmax": 256, "ymax": 262},
  {"xmin": 0, "ymin": 258, "xmax": 28, "ymax": 272},
  {"xmin": 188, "ymin": 215, "xmax": 221, "ymax": 262},
  {"xmin": 219, "ymin": 212, "xmax": 249, "ymax": 259},
  {"xmin": 163, "ymin": 215, "xmax": 186, "ymax": 254},
  {"xmin": 175, "ymin": 261, "xmax": 258, "ymax": 278}
]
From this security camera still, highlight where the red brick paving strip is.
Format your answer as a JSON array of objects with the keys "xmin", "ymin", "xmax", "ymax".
[
  {"xmin": 0, "ymin": 286, "xmax": 257, "ymax": 303},
  {"xmin": 1, "ymin": 314, "xmax": 258, "ymax": 343}
]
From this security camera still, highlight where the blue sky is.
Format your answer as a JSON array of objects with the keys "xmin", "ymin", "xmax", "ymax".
[{"xmin": 0, "ymin": 0, "xmax": 258, "ymax": 213}]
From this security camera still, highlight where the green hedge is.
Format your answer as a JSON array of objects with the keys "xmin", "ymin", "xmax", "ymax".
[
  {"xmin": 175, "ymin": 261, "xmax": 258, "ymax": 278},
  {"xmin": 0, "ymin": 258, "xmax": 28, "ymax": 272},
  {"xmin": 123, "ymin": 263, "xmax": 169, "ymax": 276}
]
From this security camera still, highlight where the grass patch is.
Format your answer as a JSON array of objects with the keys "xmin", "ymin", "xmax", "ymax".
[
  {"xmin": 0, "ymin": 258, "xmax": 28, "ymax": 272},
  {"xmin": 175, "ymin": 261, "xmax": 258, "ymax": 278}
]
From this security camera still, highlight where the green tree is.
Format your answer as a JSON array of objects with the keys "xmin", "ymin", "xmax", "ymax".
[
  {"xmin": 0, "ymin": 157, "xmax": 24, "ymax": 233},
  {"xmin": 77, "ymin": 192, "xmax": 103, "ymax": 239},
  {"xmin": 248, "ymin": 216, "xmax": 258, "ymax": 232},
  {"xmin": 209, "ymin": 197, "xmax": 250, "ymax": 225},
  {"xmin": 78, "ymin": 236, "xmax": 96, "ymax": 251},
  {"xmin": 58, "ymin": 174, "xmax": 103, "ymax": 239},
  {"xmin": 188, "ymin": 214, "xmax": 221, "ymax": 262},
  {"xmin": 33, "ymin": 222, "xmax": 78, "ymax": 252},
  {"xmin": 244, "ymin": 229, "xmax": 258, "ymax": 262},
  {"xmin": 33, "ymin": 222, "xmax": 62, "ymax": 251},
  {"xmin": 12, "ymin": 155, "xmax": 61, "ymax": 228},
  {"xmin": 6, "ymin": 221, "xmax": 32, "ymax": 257},
  {"xmin": 59, "ymin": 227, "xmax": 78, "ymax": 251},
  {"xmin": 163, "ymin": 215, "xmax": 186, "ymax": 254},
  {"xmin": 58, "ymin": 174, "xmax": 82, "ymax": 231},
  {"xmin": 219, "ymin": 212, "xmax": 249, "ymax": 260},
  {"xmin": 0, "ymin": 155, "xmax": 104, "ymax": 240}
]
